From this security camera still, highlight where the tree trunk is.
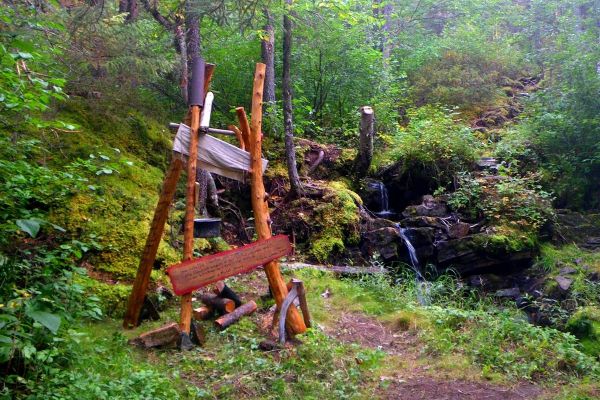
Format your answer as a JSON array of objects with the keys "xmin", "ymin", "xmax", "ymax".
[
  {"xmin": 119, "ymin": 0, "xmax": 138, "ymax": 22},
  {"xmin": 354, "ymin": 106, "xmax": 374, "ymax": 179},
  {"xmin": 283, "ymin": 0, "xmax": 303, "ymax": 197},
  {"xmin": 186, "ymin": 0, "xmax": 201, "ymax": 65},
  {"xmin": 261, "ymin": 9, "xmax": 276, "ymax": 136}
]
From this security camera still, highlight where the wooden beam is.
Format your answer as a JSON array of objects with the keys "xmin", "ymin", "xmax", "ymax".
[
  {"xmin": 123, "ymin": 157, "xmax": 183, "ymax": 328},
  {"xmin": 235, "ymin": 107, "xmax": 252, "ymax": 153},
  {"xmin": 248, "ymin": 63, "xmax": 306, "ymax": 335}
]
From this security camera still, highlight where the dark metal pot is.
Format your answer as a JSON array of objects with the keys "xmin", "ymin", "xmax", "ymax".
[{"xmin": 193, "ymin": 218, "xmax": 221, "ymax": 238}]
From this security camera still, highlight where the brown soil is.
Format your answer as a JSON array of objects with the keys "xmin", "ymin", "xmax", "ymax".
[
  {"xmin": 327, "ymin": 312, "xmax": 545, "ymax": 400},
  {"xmin": 379, "ymin": 377, "xmax": 543, "ymax": 400}
]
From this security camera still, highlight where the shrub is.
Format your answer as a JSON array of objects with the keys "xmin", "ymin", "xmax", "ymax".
[{"xmin": 388, "ymin": 106, "xmax": 478, "ymax": 187}]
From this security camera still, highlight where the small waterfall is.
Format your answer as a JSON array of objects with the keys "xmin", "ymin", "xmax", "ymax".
[
  {"xmin": 379, "ymin": 181, "xmax": 389, "ymax": 213},
  {"xmin": 369, "ymin": 181, "xmax": 394, "ymax": 218},
  {"xmin": 396, "ymin": 224, "xmax": 430, "ymax": 305}
]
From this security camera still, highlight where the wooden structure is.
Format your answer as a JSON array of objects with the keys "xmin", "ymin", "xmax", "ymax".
[{"xmin": 123, "ymin": 62, "xmax": 307, "ymax": 343}]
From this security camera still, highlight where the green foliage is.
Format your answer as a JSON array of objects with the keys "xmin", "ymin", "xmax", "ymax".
[
  {"xmin": 386, "ymin": 106, "xmax": 478, "ymax": 185},
  {"xmin": 0, "ymin": 4, "xmax": 69, "ymax": 129},
  {"xmin": 25, "ymin": 326, "xmax": 187, "ymax": 399},
  {"xmin": 448, "ymin": 171, "xmax": 554, "ymax": 230},
  {"xmin": 0, "ymin": 136, "xmax": 103, "ymax": 391},
  {"xmin": 424, "ymin": 306, "xmax": 599, "ymax": 380}
]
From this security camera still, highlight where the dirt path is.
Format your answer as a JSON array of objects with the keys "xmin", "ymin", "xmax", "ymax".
[{"xmin": 326, "ymin": 312, "xmax": 545, "ymax": 400}]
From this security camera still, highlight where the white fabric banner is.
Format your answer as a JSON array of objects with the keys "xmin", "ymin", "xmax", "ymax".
[{"xmin": 173, "ymin": 123, "xmax": 267, "ymax": 182}]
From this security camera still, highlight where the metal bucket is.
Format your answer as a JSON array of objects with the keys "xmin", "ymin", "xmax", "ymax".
[{"xmin": 193, "ymin": 218, "xmax": 221, "ymax": 238}]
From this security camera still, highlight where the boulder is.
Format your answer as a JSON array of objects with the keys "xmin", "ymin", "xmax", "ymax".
[
  {"xmin": 435, "ymin": 233, "xmax": 535, "ymax": 276},
  {"xmin": 448, "ymin": 222, "xmax": 470, "ymax": 239},
  {"xmin": 361, "ymin": 227, "xmax": 400, "ymax": 260},
  {"xmin": 402, "ymin": 195, "xmax": 449, "ymax": 218}
]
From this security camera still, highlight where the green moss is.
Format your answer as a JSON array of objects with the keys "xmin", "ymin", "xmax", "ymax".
[
  {"xmin": 77, "ymin": 276, "xmax": 131, "ymax": 317},
  {"xmin": 567, "ymin": 307, "xmax": 600, "ymax": 358},
  {"xmin": 307, "ymin": 181, "xmax": 361, "ymax": 262},
  {"xmin": 470, "ymin": 227, "xmax": 537, "ymax": 256}
]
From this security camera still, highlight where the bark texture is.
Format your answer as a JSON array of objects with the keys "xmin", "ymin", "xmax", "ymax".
[
  {"xmin": 283, "ymin": 0, "xmax": 303, "ymax": 197},
  {"xmin": 354, "ymin": 106, "xmax": 375, "ymax": 179}
]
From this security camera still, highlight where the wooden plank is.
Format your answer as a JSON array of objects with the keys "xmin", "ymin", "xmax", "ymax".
[
  {"xmin": 123, "ymin": 157, "xmax": 183, "ymax": 329},
  {"xmin": 247, "ymin": 63, "xmax": 307, "ymax": 336},
  {"xmin": 167, "ymin": 235, "xmax": 292, "ymax": 296}
]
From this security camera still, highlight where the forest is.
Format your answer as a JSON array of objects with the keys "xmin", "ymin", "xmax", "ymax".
[{"xmin": 0, "ymin": 0, "xmax": 599, "ymax": 398}]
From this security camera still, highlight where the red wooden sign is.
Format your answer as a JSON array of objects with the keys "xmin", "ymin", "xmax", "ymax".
[{"xmin": 166, "ymin": 235, "xmax": 292, "ymax": 295}]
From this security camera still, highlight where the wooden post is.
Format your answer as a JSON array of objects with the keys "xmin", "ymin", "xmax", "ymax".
[
  {"xmin": 248, "ymin": 63, "xmax": 306, "ymax": 335},
  {"xmin": 180, "ymin": 104, "xmax": 201, "ymax": 335},
  {"xmin": 123, "ymin": 62, "xmax": 215, "ymax": 330},
  {"xmin": 235, "ymin": 107, "xmax": 252, "ymax": 153},
  {"xmin": 123, "ymin": 157, "xmax": 183, "ymax": 328}
]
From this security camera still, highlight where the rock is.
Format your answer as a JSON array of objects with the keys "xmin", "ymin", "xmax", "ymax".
[
  {"xmin": 399, "ymin": 216, "xmax": 445, "ymax": 229},
  {"xmin": 559, "ymin": 266, "xmax": 577, "ymax": 275},
  {"xmin": 476, "ymin": 157, "xmax": 498, "ymax": 169},
  {"xmin": 400, "ymin": 227, "xmax": 435, "ymax": 261},
  {"xmin": 435, "ymin": 234, "xmax": 535, "ymax": 276},
  {"xmin": 555, "ymin": 276, "xmax": 573, "ymax": 291},
  {"xmin": 402, "ymin": 195, "xmax": 449, "ymax": 218},
  {"xmin": 552, "ymin": 210, "xmax": 600, "ymax": 246},
  {"xmin": 448, "ymin": 222, "xmax": 470, "ymax": 239},
  {"xmin": 495, "ymin": 287, "xmax": 521, "ymax": 298},
  {"xmin": 361, "ymin": 227, "xmax": 400, "ymax": 260}
]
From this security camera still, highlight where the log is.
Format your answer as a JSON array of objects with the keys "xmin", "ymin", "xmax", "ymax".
[
  {"xmin": 123, "ymin": 157, "xmax": 183, "ymax": 328},
  {"xmin": 131, "ymin": 322, "xmax": 181, "ymax": 348},
  {"xmin": 213, "ymin": 284, "xmax": 243, "ymax": 307},
  {"xmin": 193, "ymin": 306, "xmax": 213, "ymax": 321},
  {"xmin": 248, "ymin": 63, "xmax": 306, "ymax": 335},
  {"xmin": 215, "ymin": 301, "xmax": 258, "ymax": 330},
  {"xmin": 200, "ymin": 293, "xmax": 235, "ymax": 314},
  {"xmin": 235, "ymin": 107, "xmax": 252, "ymax": 153}
]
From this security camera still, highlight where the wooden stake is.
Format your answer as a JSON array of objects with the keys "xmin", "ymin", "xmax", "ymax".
[
  {"xmin": 123, "ymin": 157, "xmax": 183, "ymax": 328},
  {"xmin": 215, "ymin": 301, "xmax": 257, "ymax": 330},
  {"xmin": 180, "ymin": 105, "xmax": 201, "ymax": 334},
  {"xmin": 248, "ymin": 63, "xmax": 306, "ymax": 335},
  {"xmin": 179, "ymin": 62, "xmax": 215, "ymax": 335},
  {"xmin": 235, "ymin": 107, "xmax": 252, "ymax": 153}
]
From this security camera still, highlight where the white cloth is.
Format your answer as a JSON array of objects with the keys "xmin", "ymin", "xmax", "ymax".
[{"xmin": 173, "ymin": 123, "xmax": 267, "ymax": 182}]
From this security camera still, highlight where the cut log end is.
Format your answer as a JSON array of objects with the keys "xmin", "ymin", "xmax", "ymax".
[
  {"xmin": 130, "ymin": 322, "xmax": 181, "ymax": 349},
  {"xmin": 200, "ymin": 293, "xmax": 236, "ymax": 314}
]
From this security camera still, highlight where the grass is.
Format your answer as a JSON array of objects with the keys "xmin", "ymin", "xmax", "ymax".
[{"xmin": 21, "ymin": 264, "xmax": 600, "ymax": 399}]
